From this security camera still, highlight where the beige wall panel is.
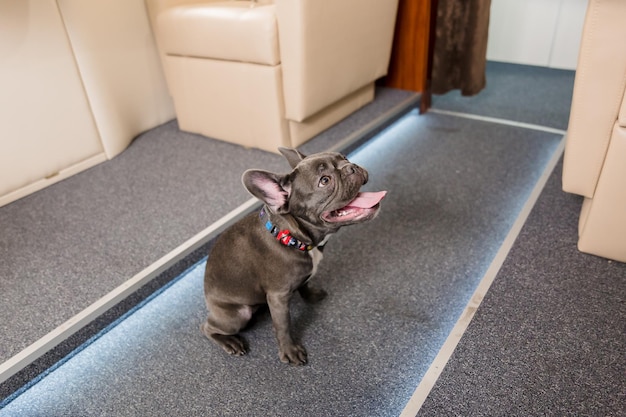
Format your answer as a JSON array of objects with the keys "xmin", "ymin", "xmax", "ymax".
[
  {"xmin": 58, "ymin": 0, "xmax": 175, "ymax": 159},
  {"xmin": 577, "ymin": 125, "xmax": 626, "ymax": 262},
  {"xmin": 0, "ymin": 0, "xmax": 104, "ymax": 198}
]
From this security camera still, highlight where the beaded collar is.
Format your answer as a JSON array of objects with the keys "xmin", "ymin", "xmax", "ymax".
[{"xmin": 259, "ymin": 207, "xmax": 314, "ymax": 251}]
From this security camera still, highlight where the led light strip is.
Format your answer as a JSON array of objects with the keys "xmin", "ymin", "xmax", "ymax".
[{"xmin": 0, "ymin": 93, "xmax": 421, "ymax": 386}]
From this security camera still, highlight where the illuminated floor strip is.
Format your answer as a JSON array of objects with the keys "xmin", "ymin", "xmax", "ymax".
[
  {"xmin": 400, "ymin": 112, "xmax": 566, "ymax": 417},
  {"xmin": 0, "ymin": 93, "xmax": 420, "ymax": 387}
]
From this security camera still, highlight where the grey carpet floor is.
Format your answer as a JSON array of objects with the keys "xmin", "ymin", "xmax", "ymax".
[
  {"xmin": 418, "ymin": 158, "xmax": 626, "ymax": 417},
  {"xmin": 418, "ymin": 62, "xmax": 625, "ymax": 416},
  {"xmin": 433, "ymin": 61, "xmax": 576, "ymax": 130},
  {"xmin": 3, "ymin": 62, "xmax": 612, "ymax": 416},
  {"xmin": 0, "ymin": 87, "xmax": 414, "ymax": 366},
  {"xmin": 0, "ymin": 109, "xmax": 563, "ymax": 416}
]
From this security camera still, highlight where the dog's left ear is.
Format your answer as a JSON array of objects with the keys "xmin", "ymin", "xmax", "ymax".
[
  {"xmin": 278, "ymin": 147, "xmax": 307, "ymax": 169},
  {"xmin": 242, "ymin": 169, "xmax": 291, "ymax": 214}
]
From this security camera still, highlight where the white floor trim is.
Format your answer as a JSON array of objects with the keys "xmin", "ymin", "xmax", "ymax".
[{"xmin": 399, "ymin": 116, "xmax": 566, "ymax": 416}]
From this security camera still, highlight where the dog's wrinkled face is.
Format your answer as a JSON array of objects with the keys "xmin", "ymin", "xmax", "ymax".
[
  {"xmin": 288, "ymin": 152, "xmax": 376, "ymax": 226},
  {"xmin": 243, "ymin": 148, "xmax": 385, "ymax": 230}
]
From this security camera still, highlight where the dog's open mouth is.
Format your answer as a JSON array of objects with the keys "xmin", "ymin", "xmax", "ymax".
[{"xmin": 322, "ymin": 191, "xmax": 387, "ymax": 223}]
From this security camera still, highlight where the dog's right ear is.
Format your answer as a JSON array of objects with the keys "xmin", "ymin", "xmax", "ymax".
[
  {"xmin": 278, "ymin": 147, "xmax": 307, "ymax": 169},
  {"xmin": 242, "ymin": 170, "xmax": 291, "ymax": 214}
]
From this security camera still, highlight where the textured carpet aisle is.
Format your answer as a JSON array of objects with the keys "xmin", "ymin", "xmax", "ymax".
[
  {"xmin": 418, "ymin": 159, "xmax": 626, "ymax": 416},
  {"xmin": 412, "ymin": 63, "xmax": 625, "ymax": 415},
  {"xmin": 0, "ymin": 109, "xmax": 562, "ymax": 416},
  {"xmin": 432, "ymin": 61, "xmax": 575, "ymax": 130}
]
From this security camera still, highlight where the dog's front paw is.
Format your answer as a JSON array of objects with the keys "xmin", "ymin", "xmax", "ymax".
[{"xmin": 279, "ymin": 344, "xmax": 308, "ymax": 366}]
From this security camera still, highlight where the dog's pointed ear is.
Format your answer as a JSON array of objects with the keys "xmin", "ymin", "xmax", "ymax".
[
  {"xmin": 242, "ymin": 169, "xmax": 291, "ymax": 213},
  {"xmin": 278, "ymin": 147, "xmax": 307, "ymax": 169}
]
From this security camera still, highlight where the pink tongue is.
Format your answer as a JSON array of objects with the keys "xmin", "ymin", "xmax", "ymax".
[{"xmin": 346, "ymin": 191, "xmax": 387, "ymax": 209}]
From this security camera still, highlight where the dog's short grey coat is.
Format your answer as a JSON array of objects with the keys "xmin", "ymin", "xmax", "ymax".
[{"xmin": 201, "ymin": 148, "xmax": 383, "ymax": 365}]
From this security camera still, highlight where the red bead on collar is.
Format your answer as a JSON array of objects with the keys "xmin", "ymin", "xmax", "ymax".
[{"xmin": 260, "ymin": 207, "xmax": 313, "ymax": 251}]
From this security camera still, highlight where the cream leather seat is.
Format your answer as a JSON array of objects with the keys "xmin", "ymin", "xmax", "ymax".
[
  {"xmin": 146, "ymin": 0, "xmax": 399, "ymax": 153},
  {"xmin": 562, "ymin": 0, "xmax": 626, "ymax": 262}
]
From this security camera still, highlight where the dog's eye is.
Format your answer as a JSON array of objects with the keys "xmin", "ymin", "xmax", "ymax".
[{"xmin": 319, "ymin": 176, "xmax": 331, "ymax": 187}]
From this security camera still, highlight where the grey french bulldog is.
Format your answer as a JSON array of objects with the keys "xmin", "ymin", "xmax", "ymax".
[{"xmin": 201, "ymin": 147, "xmax": 386, "ymax": 365}]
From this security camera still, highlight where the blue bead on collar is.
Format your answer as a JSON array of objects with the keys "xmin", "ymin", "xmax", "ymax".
[{"xmin": 259, "ymin": 207, "xmax": 313, "ymax": 251}]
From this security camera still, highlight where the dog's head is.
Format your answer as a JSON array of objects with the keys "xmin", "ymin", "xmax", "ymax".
[{"xmin": 243, "ymin": 148, "xmax": 386, "ymax": 230}]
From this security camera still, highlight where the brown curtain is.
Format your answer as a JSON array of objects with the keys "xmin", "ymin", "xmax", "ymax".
[{"xmin": 431, "ymin": 0, "xmax": 491, "ymax": 96}]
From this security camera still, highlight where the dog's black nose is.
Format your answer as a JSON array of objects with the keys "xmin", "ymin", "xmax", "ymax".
[
  {"xmin": 344, "ymin": 164, "xmax": 356, "ymax": 175},
  {"xmin": 342, "ymin": 163, "xmax": 368, "ymax": 183}
]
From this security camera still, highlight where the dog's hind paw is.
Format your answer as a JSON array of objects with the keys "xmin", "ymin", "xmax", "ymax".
[
  {"xmin": 211, "ymin": 333, "xmax": 248, "ymax": 356},
  {"xmin": 298, "ymin": 285, "xmax": 327, "ymax": 303}
]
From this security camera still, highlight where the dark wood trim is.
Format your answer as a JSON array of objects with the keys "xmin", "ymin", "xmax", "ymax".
[
  {"xmin": 420, "ymin": 0, "xmax": 438, "ymax": 113},
  {"xmin": 384, "ymin": 0, "xmax": 433, "ymax": 104}
]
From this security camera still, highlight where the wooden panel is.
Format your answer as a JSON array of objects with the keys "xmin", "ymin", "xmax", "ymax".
[
  {"xmin": 487, "ymin": 0, "xmax": 560, "ymax": 67},
  {"xmin": 384, "ymin": 0, "xmax": 432, "ymax": 93},
  {"xmin": 486, "ymin": 0, "xmax": 588, "ymax": 69}
]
